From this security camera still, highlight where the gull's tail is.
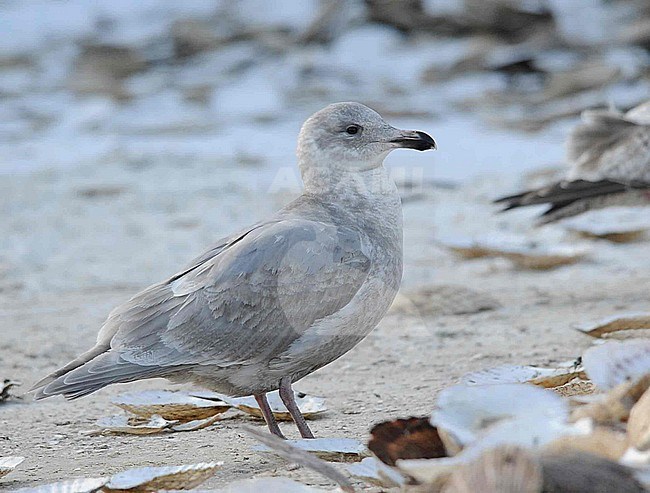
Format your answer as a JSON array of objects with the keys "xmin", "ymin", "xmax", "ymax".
[{"xmin": 494, "ymin": 179, "xmax": 650, "ymax": 224}]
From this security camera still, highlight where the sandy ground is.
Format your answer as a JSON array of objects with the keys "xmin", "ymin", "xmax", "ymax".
[{"xmin": 1, "ymin": 158, "xmax": 649, "ymax": 491}]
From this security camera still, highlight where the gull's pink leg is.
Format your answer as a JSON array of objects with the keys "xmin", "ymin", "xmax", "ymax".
[
  {"xmin": 279, "ymin": 376, "xmax": 314, "ymax": 439},
  {"xmin": 254, "ymin": 393, "xmax": 286, "ymax": 439}
]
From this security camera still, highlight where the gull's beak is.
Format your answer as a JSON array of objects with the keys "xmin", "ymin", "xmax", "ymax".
[{"xmin": 390, "ymin": 130, "xmax": 437, "ymax": 151}]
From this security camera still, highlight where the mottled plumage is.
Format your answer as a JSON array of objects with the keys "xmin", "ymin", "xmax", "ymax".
[
  {"xmin": 32, "ymin": 102, "xmax": 436, "ymax": 438},
  {"xmin": 495, "ymin": 100, "xmax": 650, "ymax": 223}
]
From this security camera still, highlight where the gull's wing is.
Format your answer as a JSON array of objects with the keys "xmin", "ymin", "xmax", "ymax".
[{"xmin": 34, "ymin": 218, "xmax": 371, "ymax": 398}]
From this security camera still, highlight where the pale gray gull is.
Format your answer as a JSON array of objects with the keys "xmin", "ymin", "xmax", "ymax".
[
  {"xmin": 494, "ymin": 100, "xmax": 650, "ymax": 224},
  {"xmin": 32, "ymin": 102, "xmax": 436, "ymax": 438}
]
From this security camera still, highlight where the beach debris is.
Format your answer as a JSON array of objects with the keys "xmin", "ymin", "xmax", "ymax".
[
  {"xmin": 368, "ymin": 417, "xmax": 447, "ymax": 466},
  {"xmin": 438, "ymin": 236, "xmax": 588, "ymax": 270},
  {"xmin": 254, "ymin": 437, "xmax": 369, "ymax": 463},
  {"xmin": 565, "ymin": 222, "xmax": 648, "ymax": 243},
  {"xmin": 544, "ymin": 425, "xmax": 629, "ymax": 461},
  {"xmin": 581, "ymin": 339, "xmax": 650, "ymax": 390},
  {"xmin": 112, "ymin": 390, "xmax": 230, "ymax": 421},
  {"xmin": 93, "ymin": 414, "xmax": 177, "ymax": 435},
  {"xmin": 628, "ymin": 388, "xmax": 650, "ymax": 451},
  {"xmin": 345, "ymin": 457, "xmax": 407, "ymax": 488},
  {"xmin": 1, "ymin": 379, "xmax": 21, "ymax": 402},
  {"xmin": 192, "ymin": 390, "xmax": 326, "ymax": 421},
  {"xmin": 463, "ymin": 364, "xmax": 590, "ymax": 395},
  {"xmin": 12, "ymin": 477, "xmax": 109, "ymax": 493},
  {"xmin": 207, "ymin": 477, "xmax": 331, "ymax": 492},
  {"xmin": 244, "ymin": 426, "xmax": 355, "ymax": 493},
  {"xmin": 574, "ymin": 313, "xmax": 650, "ymax": 339},
  {"xmin": 103, "ymin": 462, "xmax": 221, "ymax": 492},
  {"xmin": 391, "ymin": 284, "xmax": 501, "ymax": 317},
  {"xmin": 0, "ymin": 456, "xmax": 24, "ymax": 479}
]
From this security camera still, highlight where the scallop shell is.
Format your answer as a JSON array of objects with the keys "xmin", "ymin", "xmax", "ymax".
[
  {"xmin": 170, "ymin": 414, "xmax": 222, "ymax": 432},
  {"xmin": 112, "ymin": 390, "xmax": 230, "ymax": 421},
  {"xmin": 94, "ymin": 414, "xmax": 176, "ymax": 435},
  {"xmin": 574, "ymin": 313, "xmax": 650, "ymax": 339},
  {"xmin": 442, "ymin": 446, "xmax": 543, "ymax": 493},
  {"xmin": 628, "ymin": 388, "xmax": 650, "ymax": 451},
  {"xmin": 582, "ymin": 339, "xmax": 650, "ymax": 390},
  {"xmin": 192, "ymin": 390, "xmax": 326, "ymax": 421},
  {"xmin": 0, "ymin": 456, "xmax": 25, "ymax": 479},
  {"xmin": 254, "ymin": 437, "xmax": 369, "ymax": 462},
  {"xmin": 439, "ymin": 236, "xmax": 588, "ymax": 270},
  {"xmin": 11, "ymin": 477, "xmax": 109, "ymax": 493},
  {"xmin": 203, "ymin": 477, "xmax": 329, "ymax": 492},
  {"xmin": 103, "ymin": 462, "xmax": 221, "ymax": 492},
  {"xmin": 431, "ymin": 384, "xmax": 569, "ymax": 446},
  {"xmin": 345, "ymin": 457, "xmax": 407, "ymax": 488},
  {"xmin": 463, "ymin": 365, "xmax": 589, "ymax": 392}
]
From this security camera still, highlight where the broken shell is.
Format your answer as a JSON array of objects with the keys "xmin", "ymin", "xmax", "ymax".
[
  {"xmin": 442, "ymin": 446, "xmax": 543, "ymax": 493},
  {"xmin": 545, "ymin": 425, "xmax": 629, "ymax": 461},
  {"xmin": 563, "ymin": 210, "xmax": 649, "ymax": 243},
  {"xmin": 207, "ymin": 477, "xmax": 331, "ymax": 492},
  {"xmin": 193, "ymin": 390, "xmax": 326, "ymax": 421},
  {"xmin": 94, "ymin": 414, "xmax": 176, "ymax": 435},
  {"xmin": 438, "ymin": 236, "xmax": 588, "ymax": 270},
  {"xmin": 170, "ymin": 414, "xmax": 222, "ymax": 432},
  {"xmin": 571, "ymin": 375, "xmax": 650, "ymax": 425},
  {"xmin": 255, "ymin": 437, "xmax": 369, "ymax": 462},
  {"xmin": 431, "ymin": 384, "xmax": 568, "ymax": 446},
  {"xmin": 628, "ymin": 388, "xmax": 650, "ymax": 451},
  {"xmin": 103, "ymin": 462, "xmax": 221, "ymax": 492},
  {"xmin": 0, "ymin": 456, "xmax": 25, "ymax": 479},
  {"xmin": 582, "ymin": 340, "xmax": 650, "ymax": 390},
  {"xmin": 463, "ymin": 364, "xmax": 589, "ymax": 391},
  {"xmin": 112, "ymin": 390, "xmax": 230, "ymax": 422},
  {"xmin": 0, "ymin": 379, "xmax": 21, "ymax": 402},
  {"xmin": 345, "ymin": 457, "xmax": 407, "ymax": 488},
  {"xmin": 554, "ymin": 379, "xmax": 596, "ymax": 398},
  {"xmin": 368, "ymin": 417, "xmax": 447, "ymax": 466},
  {"xmin": 574, "ymin": 313, "xmax": 650, "ymax": 339},
  {"xmin": 540, "ymin": 452, "xmax": 646, "ymax": 493},
  {"xmin": 12, "ymin": 477, "xmax": 109, "ymax": 493}
]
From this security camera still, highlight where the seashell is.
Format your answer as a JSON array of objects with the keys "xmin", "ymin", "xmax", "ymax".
[
  {"xmin": 170, "ymin": 414, "xmax": 222, "ymax": 432},
  {"xmin": 0, "ymin": 456, "xmax": 25, "ymax": 479},
  {"xmin": 112, "ymin": 390, "xmax": 230, "ymax": 422},
  {"xmin": 205, "ymin": 477, "xmax": 331, "ymax": 492},
  {"xmin": 94, "ymin": 414, "xmax": 176, "ymax": 435},
  {"xmin": 431, "ymin": 384, "xmax": 569, "ymax": 446},
  {"xmin": 442, "ymin": 446, "xmax": 543, "ymax": 493},
  {"xmin": 0, "ymin": 379, "xmax": 21, "ymax": 402},
  {"xmin": 368, "ymin": 417, "xmax": 447, "ymax": 466},
  {"xmin": 254, "ymin": 437, "xmax": 369, "ymax": 462},
  {"xmin": 438, "ymin": 236, "xmax": 588, "ymax": 270},
  {"xmin": 11, "ymin": 477, "xmax": 109, "ymax": 493},
  {"xmin": 103, "ymin": 462, "xmax": 221, "ymax": 492},
  {"xmin": 192, "ymin": 390, "xmax": 326, "ymax": 421},
  {"xmin": 540, "ymin": 452, "xmax": 646, "ymax": 493},
  {"xmin": 554, "ymin": 379, "xmax": 596, "ymax": 397},
  {"xmin": 345, "ymin": 457, "xmax": 407, "ymax": 488},
  {"xmin": 574, "ymin": 313, "xmax": 650, "ymax": 340},
  {"xmin": 545, "ymin": 425, "xmax": 629, "ymax": 461},
  {"xmin": 396, "ymin": 454, "xmax": 472, "ymax": 486},
  {"xmin": 628, "ymin": 388, "xmax": 650, "ymax": 451},
  {"xmin": 463, "ymin": 364, "xmax": 589, "ymax": 391},
  {"xmin": 571, "ymin": 375, "xmax": 650, "ymax": 425},
  {"xmin": 582, "ymin": 340, "xmax": 650, "ymax": 390}
]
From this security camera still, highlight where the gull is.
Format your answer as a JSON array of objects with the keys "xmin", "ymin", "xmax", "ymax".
[
  {"xmin": 32, "ymin": 102, "xmax": 436, "ymax": 438},
  {"xmin": 494, "ymin": 100, "xmax": 650, "ymax": 224}
]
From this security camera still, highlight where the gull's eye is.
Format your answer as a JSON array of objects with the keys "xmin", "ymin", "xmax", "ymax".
[{"xmin": 345, "ymin": 125, "xmax": 361, "ymax": 135}]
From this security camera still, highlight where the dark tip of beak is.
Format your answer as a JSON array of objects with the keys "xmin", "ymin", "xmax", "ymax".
[{"xmin": 391, "ymin": 131, "xmax": 437, "ymax": 151}]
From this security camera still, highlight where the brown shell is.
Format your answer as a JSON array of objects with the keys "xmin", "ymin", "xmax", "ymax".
[{"xmin": 627, "ymin": 387, "xmax": 650, "ymax": 451}]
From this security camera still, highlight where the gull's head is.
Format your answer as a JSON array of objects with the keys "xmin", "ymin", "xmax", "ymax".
[{"xmin": 297, "ymin": 102, "xmax": 436, "ymax": 175}]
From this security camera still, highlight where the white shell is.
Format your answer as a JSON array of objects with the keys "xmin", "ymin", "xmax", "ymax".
[
  {"xmin": 582, "ymin": 339, "xmax": 650, "ymax": 390},
  {"xmin": 463, "ymin": 364, "xmax": 587, "ymax": 390},
  {"xmin": 95, "ymin": 414, "xmax": 176, "ymax": 435},
  {"xmin": 438, "ymin": 235, "xmax": 588, "ymax": 270},
  {"xmin": 104, "ymin": 462, "xmax": 221, "ymax": 491},
  {"xmin": 254, "ymin": 437, "xmax": 369, "ymax": 462},
  {"xmin": 112, "ymin": 390, "xmax": 230, "ymax": 421},
  {"xmin": 199, "ymin": 477, "xmax": 330, "ymax": 492},
  {"xmin": 11, "ymin": 477, "xmax": 108, "ymax": 493},
  {"xmin": 574, "ymin": 313, "xmax": 650, "ymax": 339},
  {"xmin": 170, "ymin": 414, "xmax": 222, "ymax": 432},
  {"xmin": 563, "ymin": 208, "xmax": 650, "ymax": 242},
  {"xmin": 192, "ymin": 390, "xmax": 326, "ymax": 421},
  {"xmin": 345, "ymin": 457, "xmax": 407, "ymax": 488},
  {"xmin": 431, "ymin": 384, "xmax": 569, "ymax": 446},
  {"xmin": 0, "ymin": 456, "xmax": 25, "ymax": 479}
]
